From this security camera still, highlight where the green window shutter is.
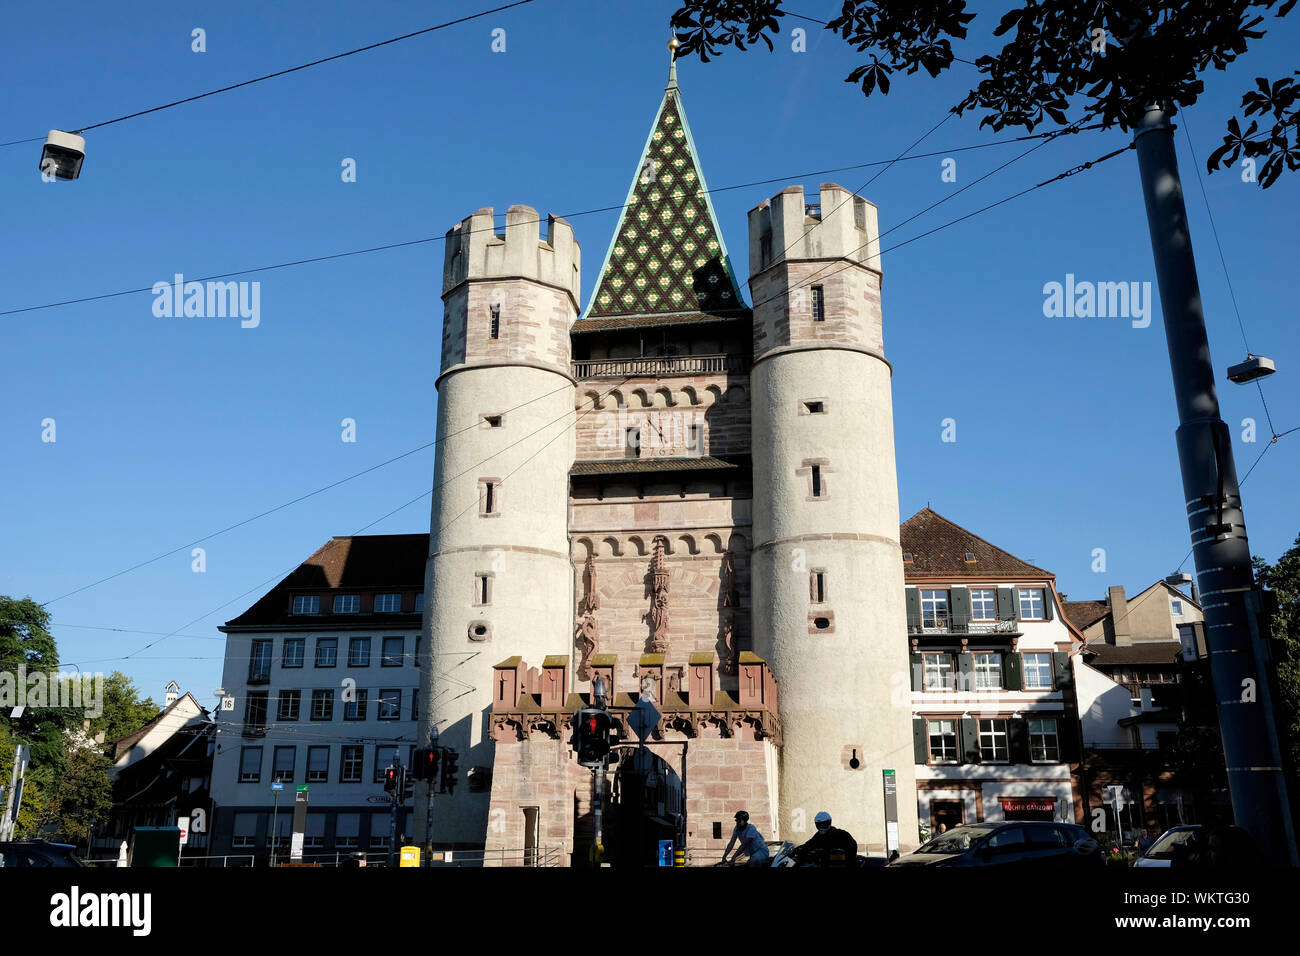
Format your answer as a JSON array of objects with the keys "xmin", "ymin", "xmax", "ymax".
[
  {"xmin": 909, "ymin": 653, "xmax": 924, "ymax": 692},
  {"xmin": 1055, "ymin": 716, "xmax": 1079, "ymax": 763},
  {"xmin": 960, "ymin": 717, "xmax": 981, "ymax": 764},
  {"xmin": 950, "ymin": 587, "xmax": 971, "ymax": 630},
  {"xmin": 905, "ymin": 588, "xmax": 920, "ymax": 629},
  {"xmin": 1043, "ymin": 589, "xmax": 1055, "ymax": 620},
  {"xmin": 1052, "ymin": 651, "xmax": 1074, "ymax": 690},
  {"xmin": 998, "ymin": 586, "xmax": 1018, "ymax": 621},
  {"xmin": 957, "ymin": 652, "xmax": 973, "ymax": 692},
  {"xmin": 1004, "ymin": 651, "xmax": 1023, "ymax": 691},
  {"xmin": 1009, "ymin": 717, "xmax": 1030, "ymax": 763},
  {"xmin": 913, "ymin": 718, "xmax": 930, "ymax": 764}
]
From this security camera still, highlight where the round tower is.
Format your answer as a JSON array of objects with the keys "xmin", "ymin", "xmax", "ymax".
[
  {"xmin": 420, "ymin": 205, "xmax": 580, "ymax": 846},
  {"xmin": 748, "ymin": 184, "xmax": 919, "ymax": 852}
]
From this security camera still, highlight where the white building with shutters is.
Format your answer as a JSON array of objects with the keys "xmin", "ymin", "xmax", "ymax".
[{"xmin": 901, "ymin": 509, "xmax": 1084, "ymax": 836}]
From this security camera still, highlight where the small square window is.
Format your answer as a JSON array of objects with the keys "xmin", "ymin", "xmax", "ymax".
[
  {"xmin": 484, "ymin": 414, "xmax": 503, "ymax": 428},
  {"xmin": 1171, "ymin": 600, "xmax": 1183, "ymax": 615},
  {"xmin": 333, "ymin": 594, "xmax": 360, "ymax": 615},
  {"xmin": 802, "ymin": 400, "xmax": 825, "ymax": 415},
  {"xmin": 292, "ymin": 595, "xmax": 320, "ymax": 616}
]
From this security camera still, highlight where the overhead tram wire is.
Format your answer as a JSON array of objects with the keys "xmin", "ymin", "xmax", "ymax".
[
  {"xmin": 42, "ymin": 144, "xmax": 1132, "ymax": 629},
  {"xmin": 0, "ymin": 1, "xmax": 539, "ymax": 147},
  {"xmin": 1, "ymin": 126, "xmax": 1102, "ymax": 319},
  {"xmin": 94, "ymin": 376, "xmax": 630, "ymax": 663}
]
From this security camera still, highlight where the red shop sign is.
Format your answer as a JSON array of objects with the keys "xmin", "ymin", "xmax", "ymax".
[{"xmin": 1002, "ymin": 798, "xmax": 1056, "ymax": 813}]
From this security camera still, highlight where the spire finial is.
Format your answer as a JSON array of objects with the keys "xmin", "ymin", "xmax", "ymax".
[{"xmin": 667, "ymin": 35, "xmax": 680, "ymax": 90}]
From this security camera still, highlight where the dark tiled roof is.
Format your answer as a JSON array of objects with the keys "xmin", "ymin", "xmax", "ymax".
[
  {"xmin": 223, "ymin": 533, "xmax": 428, "ymax": 629},
  {"xmin": 571, "ymin": 308, "xmax": 749, "ymax": 334},
  {"xmin": 575, "ymin": 78, "xmax": 748, "ymax": 333},
  {"xmin": 108, "ymin": 692, "xmax": 208, "ymax": 761},
  {"xmin": 570, "ymin": 455, "xmax": 747, "ymax": 477},
  {"xmin": 1063, "ymin": 600, "xmax": 1111, "ymax": 629},
  {"xmin": 1082, "ymin": 642, "xmax": 1183, "ymax": 666},
  {"xmin": 899, "ymin": 508, "xmax": 1053, "ymax": 579}
]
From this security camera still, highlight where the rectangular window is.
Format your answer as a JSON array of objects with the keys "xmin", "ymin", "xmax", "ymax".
[
  {"xmin": 1029, "ymin": 718, "xmax": 1060, "ymax": 762},
  {"xmin": 374, "ymin": 746, "xmax": 398, "ymax": 783},
  {"xmin": 810, "ymin": 571, "xmax": 826, "ymax": 604},
  {"xmin": 334, "ymin": 594, "xmax": 361, "ymax": 615},
  {"xmin": 920, "ymin": 589, "xmax": 950, "ymax": 629},
  {"xmin": 414, "ymin": 593, "xmax": 425, "ymax": 614},
  {"xmin": 969, "ymin": 588, "xmax": 997, "ymax": 621},
  {"xmin": 272, "ymin": 746, "xmax": 295, "ymax": 783},
  {"xmin": 233, "ymin": 811, "xmax": 258, "ymax": 847},
  {"xmin": 282, "ymin": 637, "xmax": 305, "ymax": 668},
  {"xmin": 802, "ymin": 400, "xmax": 825, "ymax": 415},
  {"xmin": 304, "ymin": 813, "xmax": 326, "ymax": 849},
  {"xmin": 292, "ymin": 595, "xmax": 320, "ymax": 616},
  {"xmin": 973, "ymin": 652, "xmax": 1003, "ymax": 690},
  {"xmin": 922, "ymin": 653, "xmax": 954, "ymax": 691},
  {"xmin": 474, "ymin": 573, "xmax": 492, "ymax": 606},
  {"xmin": 310, "ymin": 689, "xmax": 333, "ymax": 721},
  {"xmin": 336, "ymin": 812, "xmax": 360, "ymax": 849},
  {"xmin": 374, "ymin": 593, "xmax": 402, "ymax": 614},
  {"xmin": 489, "ymin": 305, "xmax": 501, "ymax": 340},
  {"xmin": 1022, "ymin": 652, "xmax": 1054, "ymax": 690},
  {"xmin": 927, "ymin": 719, "xmax": 958, "ymax": 762},
  {"xmin": 315, "ymin": 637, "xmax": 338, "ymax": 668},
  {"xmin": 1018, "ymin": 588, "xmax": 1046, "ymax": 620},
  {"xmin": 248, "ymin": 640, "xmax": 272, "ymax": 683},
  {"xmin": 348, "ymin": 636, "xmax": 371, "ymax": 667},
  {"xmin": 370, "ymin": 814, "xmax": 391, "ymax": 849},
  {"xmin": 344, "ymin": 689, "xmax": 369, "ymax": 721},
  {"xmin": 239, "ymin": 746, "xmax": 263, "ymax": 783},
  {"xmin": 307, "ymin": 746, "xmax": 329, "ymax": 783},
  {"xmin": 277, "ymin": 689, "xmax": 301, "ymax": 722},
  {"xmin": 381, "ymin": 636, "xmax": 404, "ymax": 667},
  {"xmin": 378, "ymin": 689, "xmax": 401, "ymax": 720},
  {"xmin": 340, "ymin": 745, "xmax": 363, "ymax": 783},
  {"xmin": 979, "ymin": 719, "xmax": 1009, "ymax": 762},
  {"xmin": 811, "ymin": 285, "xmax": 825, "ymax": 322},
  {"xmin": 1171, "ymin": 600, "xmax": 1183, "ymax": 615},
  {"xmin": 484, "ymin": 414, "xmax": 503, "ymax": 428},
  {"xmin": 244, "ymin": 692, "xmax": 268, "ymax": 733},
  {"xmin": 811, "ymin": 465, "xmax": 823, "ymax": 497}
]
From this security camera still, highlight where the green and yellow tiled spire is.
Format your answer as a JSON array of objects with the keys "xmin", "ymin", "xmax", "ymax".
[{"xmin": 578, "ymin": 39, "xmax": 749, "ymax": 329}]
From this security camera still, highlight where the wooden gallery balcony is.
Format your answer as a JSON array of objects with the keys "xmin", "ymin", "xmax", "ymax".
[{"xmin": 572, "ymin": 353, "xmax": 746, "ymax": 380}]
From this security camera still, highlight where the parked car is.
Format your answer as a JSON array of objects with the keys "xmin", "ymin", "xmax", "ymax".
[
  {"xmin": 1133, "ymin": 824, "xmax": 1201, "ymax": 868},
  {"xmin": 0, "ymin": 842, "xmax": 85, "ymax": 867},
  {"xmin": 889, "ymin": 822, "xmax": 1101, "ymax": 868}
]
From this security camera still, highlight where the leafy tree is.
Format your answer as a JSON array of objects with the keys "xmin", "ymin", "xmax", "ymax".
[
  {"xmin": 86, "ymin": 671, "xmax": 160, "ymax": 743},
  {"xmin": 1254, "ymin": 538, "xmax": 1300, "ymax": 785},
  {"xmin": 0, "ymin": 596, "xmax": 71, "ymax": 768},
  {"xmin": 671, "ymin": 1, "xmax": 1299, "ymax": 185}
]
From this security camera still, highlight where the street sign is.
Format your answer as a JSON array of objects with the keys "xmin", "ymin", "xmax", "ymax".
[
  {"xmin": 177, "ymin": 816, "xmax": 189, "ymax": 845},
  {"xmin": 626, "ymin": 698, "xmax": 660, "ymax": 742},
  {"xmin": 271, "ymin": 783, "xmax": 284, "ymax": 792},
  {"xmin": 366, "ymin": 795, "xmax": 390, "ymax": 804},
  {"xmin": 296, "ymin": 784, "xmax": 310, "ymax": 792},
  {"xmin": 220, "ymin": 697, "xmax": 235, "ymax": 711},
  {"xmin": 882, "ymin": 769, "xmax": 900, "ymax": 854}
]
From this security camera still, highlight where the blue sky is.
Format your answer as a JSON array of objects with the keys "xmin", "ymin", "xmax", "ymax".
[{"xmin": 2, "ymin": 1, "xmax": 1296, "ymax": 711}]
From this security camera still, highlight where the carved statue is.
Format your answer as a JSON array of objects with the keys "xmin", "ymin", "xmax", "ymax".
[
  {"xmin": 640, "ymin": 674, "xmax": 658, "ymax": 703},
  {"xmin": 575, "ymin": 555, "xmax": 600, "ymax": 681},
  {"xmin": 718, "ymin": 610, "xmax": 738, "ymax": 676},
  {"xmin": 646, "ymin": 537, "xmax": 671, "ymax": 654}
]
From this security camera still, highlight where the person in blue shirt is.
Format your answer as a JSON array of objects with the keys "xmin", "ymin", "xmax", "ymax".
[{"xmin": 721, "ymin": 810, "xmax": 770, "ymax": 867}]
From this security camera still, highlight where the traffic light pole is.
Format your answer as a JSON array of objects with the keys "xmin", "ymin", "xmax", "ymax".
[
  {"xmin": 424, "ymin": 740, "xmax": 439, "ymax": 864},
  {"xmin": 1134, "ymin": 105, "xmax": 1298, "ymax": 866},
  {"xmin": 592, "ymin": 761, "xmax": 606, "ymax": 865},
  {"xmin": 387, "ymin": 756, "xmax": 401, "ymax": 869}
]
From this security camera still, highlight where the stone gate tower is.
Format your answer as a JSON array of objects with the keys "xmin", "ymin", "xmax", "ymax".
[
  {"xmin": 748, "ymin": 185, "xmax": 919, "ymax": 849},
  {"xmin": 420, "ymin": 206, "xmax": 580, "ymax": 844}
]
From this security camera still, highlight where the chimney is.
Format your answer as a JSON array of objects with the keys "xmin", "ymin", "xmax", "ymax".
[
  {"xmin": 1107, "ymin": 586, "xmax": 1131, "ymax": 644},
  {"xmin": 164, "ymin": 681, "xmax": 180, "ymax": 707}
]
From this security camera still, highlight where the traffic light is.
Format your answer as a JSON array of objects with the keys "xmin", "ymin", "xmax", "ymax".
[
  {"xmin": 412, "ymin": 747, "xmax": 439, "ymax": 781},
  {"xmin": 440, "ymin": 749, "xmax": 460, "ymax": 795},
  {"xmin": 383, "ymin": 765, "xmax": 399, "ymax": 793},
  {"xmin": 573, "ymin": 708, "xmax": 612, "ymax": 767}
]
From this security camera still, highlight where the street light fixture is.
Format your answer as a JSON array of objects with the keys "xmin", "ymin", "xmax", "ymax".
[
  {"xmin": 40, "ymin": 130, "xmax": 84, "ymax": 180},
  {"xmin": 1226, "ymin": 354, "xmax": 1276, "ymax": 384}
]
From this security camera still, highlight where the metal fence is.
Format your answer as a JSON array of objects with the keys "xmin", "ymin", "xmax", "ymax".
[{"xmin": 81, "ymin": 847, "xmax": 564, "ymax": 868}]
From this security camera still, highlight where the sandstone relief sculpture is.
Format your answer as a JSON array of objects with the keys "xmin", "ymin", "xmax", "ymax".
[
  {"xmin": 575, "ymin": 554, "xmax": 600, "ymax": 681},
  {"xmin": 717, "ymin": 549, "xmax": 740, "ymax": 674},
  {"xmin": 645, "ymin": 536, "xmax": 670, "ymax": 654}
]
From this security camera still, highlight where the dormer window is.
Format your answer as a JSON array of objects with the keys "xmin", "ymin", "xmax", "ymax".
[
  {"xmin": 333, "ymin": 594, "xmax": 360, "ymax": 614},
  {"xmin": 292, "ymin": 595, "xmax": 320, "ymax": 616}
]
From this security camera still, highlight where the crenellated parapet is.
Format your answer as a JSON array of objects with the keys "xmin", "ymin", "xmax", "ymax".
[{"xmin": 488, "ymin": 649, "xmax": 780, "ymax": 746}]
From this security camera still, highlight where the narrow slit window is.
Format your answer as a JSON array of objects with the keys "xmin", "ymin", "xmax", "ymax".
[
  {"xmin": 812, "ymin": 571, "xmax": 826, "ymax": 604},
  {"xmin": 811, "ymin": 286, "xmax": 825, "ymax": 323},
  {"xmin": 489, "ymin": 305, "xmax": 501, "ymax": 340},
  {"xmin": 811, "ymin": 465, "xmax": 823, "ymax": 497},
  {"xmin": 481, "ymin": 481, "xmax": 497, "ymax": 515},
  {"xmin": 475, "ymin": 573, "xmax": 491, "ymax": 606}
]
